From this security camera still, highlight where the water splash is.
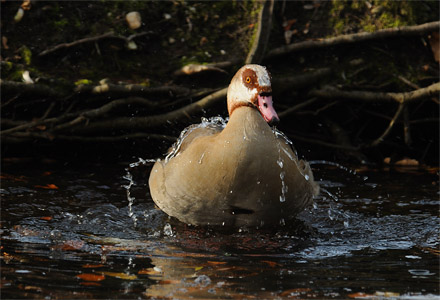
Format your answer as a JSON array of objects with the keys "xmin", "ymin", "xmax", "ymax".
[
  {"xmin": 165, "ymin": 116, "xmax": 228, "ymax": 163},
  {"xmin": 123, "ymin": 157, "xmax": 157, "ymax": 227}
]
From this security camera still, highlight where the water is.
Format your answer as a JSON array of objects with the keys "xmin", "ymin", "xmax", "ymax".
[{"xmin": 1, "ymin": 157, "xmax": 439, "ymax": 299}]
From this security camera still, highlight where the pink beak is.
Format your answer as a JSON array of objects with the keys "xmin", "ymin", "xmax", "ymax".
[{"xmin": 257, "ymin": 94, "xmax": 279, "ymax": 124}]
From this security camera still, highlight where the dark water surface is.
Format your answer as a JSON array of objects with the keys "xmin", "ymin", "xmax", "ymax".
[{"xmin": 1, "ymin": 158, "xmax": 439, "ymax": 299}]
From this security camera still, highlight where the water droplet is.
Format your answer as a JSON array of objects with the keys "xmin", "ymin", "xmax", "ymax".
[
  {"xmin": 222, "ymin": 221, "xmax": 225, "ymax": 226},
  {"xmin": 279, "ymin": 218, "xmax": 286, "ymax": 226},
  {"xmin": 280, "ymin": 171, "xmax": 285, "ymax": 180},
  {"xmin": 256, "ymin": 181, "xmax": 261, "ymax": 185},
  {"xmin": 163, "ymin": 223, "xmax": 174, "ymax": 237},
  {"xmin": 277, "ymin": 159, "xmax": 284, "ymax": 168},
  {"xmin": 279, "ymin": 194, "xmax": 286, "ymax": 202},
  {"xmin": 198, "ymin": 152, "xmax": 205, "ymax": 164},
  {"xmin": 305, "ymin": 174, "xmax": 310, "ymax": 181}
]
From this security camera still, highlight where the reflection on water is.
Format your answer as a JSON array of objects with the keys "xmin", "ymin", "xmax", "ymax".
[{"xmin": 1, "ymin": 158, "xmax": 439, "ymax": 299}]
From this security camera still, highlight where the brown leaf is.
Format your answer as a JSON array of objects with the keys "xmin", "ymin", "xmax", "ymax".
[
  {"xmin": 80, "ymin": 281, "xmax": 101, "ymax": 286},
  {"xmin": 261, "ymin": 260, "xmax": 281, "ymax": 267},
  {"xmin": 34, "ymin": 184, "xmax": 58, "ymax": 189},
  {"xmin": 61, "ymin": 240, "xmax": 85, "ymax": 251},
  {"xmin": 82, "ymin": 264, "xmax": 104, "ymax": 269},
  {"xmin": 21, "ymin": 0, "xmax": 31, "ymax": 10},
  {"xmin": 280, "ymin": 288, "xmax": 311, "ymax": 297},
  {"xmin": 207, "ymin": 261, "xmax": 227, "ymax": 265},
  {"xmin": 40, "ymin": 216, "xmax": 52, "ymax": 221},
  {"xmin": 348, "ymin": 292, "xmax": 370, "ymax": 298},
  {"xmin": 76, "ymin": 273, "xmax": 105, "ymax": 282},
  {"xmin": 2, "ymin": 36, "xmax": 8, "ymax": 49},
  {"xmin": 101, "ymin": 271, "xmax": 137, "ymax": 280}
]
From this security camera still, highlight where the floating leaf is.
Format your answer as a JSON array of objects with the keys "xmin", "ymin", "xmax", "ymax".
[
  {"xmin": 280, "ymin": 288, "xmax": 311, "ymax": 297},
  {"xmin": 101, "ymin": 271, "xmax": 137, "ymax": 280},
  {"xmin": 61, "ymin": 240, "xmax": 85, "ymax": 251},
  {"xmin": 0, "ymin": 173, "xmax": 27, "ymax": 182},
  {"xmin": 195, "ymin": 266, "xmax": 203, "ymax": 271},
  {"xmin": 261, "ymin": 260, "xmax": 281, "ymax": 267},
  {"xmin": 207, "ymin": 261, "xmax": 227, "ymax": 265},
  {"xmin": 34, "ymin": 183, "xmax": 58, "ymax": 189},
  {"xmin": 138, "ymin": 268, "xmax": 161, "ymax": 275},
  {"xmin": 82, "ymin": 264, "xmax": 104, "ymax": 269},
  {"xmin": 80, "ymin": 281, "xmax": 101, "ymax": 286},
  {"xmin": 76, "ymin": 273, "xmax": 105, "ymax": 282},
  {"xmin": 40, "ymin": 216, "xmax": 52, "ymax": 221}
]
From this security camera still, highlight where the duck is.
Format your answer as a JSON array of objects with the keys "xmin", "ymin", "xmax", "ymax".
[{"xmin": 149, "ymin": 64, "xmax": 319, "ymax": 228}]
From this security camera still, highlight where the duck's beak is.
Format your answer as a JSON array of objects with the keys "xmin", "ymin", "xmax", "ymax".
[{"xmin": 257, "ymin": 93, "xmax": 279, "ymax": 125}]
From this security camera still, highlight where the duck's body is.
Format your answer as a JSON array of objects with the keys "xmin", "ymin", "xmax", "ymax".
[{"xmin": 149, "ymin": 64, "xmax": 318, "ymax": 227}]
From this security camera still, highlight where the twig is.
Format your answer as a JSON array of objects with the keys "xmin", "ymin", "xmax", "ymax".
[
  {"xmin": 309, "ymin": 82, "xmax": 440, "ymax": 104},
  {"xmin": 53, "ymin": 97, "xmax": 159, "ymax": 132},
  {"xmin": 2, "ymin": 132, "xmax": 177, "ymax": 143},
  {"xmin": 266, "ymin": 21, "xmax": 440, "ymax": 59},
  {"xmin": 289, "ymin": 133, "xmax": 360, "ymax": 151},
  {"xmin": 246, "ymin": 0, "xmax": 274, "ymax": 64},
  {"xmin": 75, "ymin": 83, "xmax": 191, "ymax": 98},
  {"xmin": 278, "ymin": 97, "xmax": 319, "ymax": 119},
  {"xmin": 38, "ymin": 31, "xmax": 153, "ymax": 57},
  {"xmin": 370, "ymin": 102, "xmax": 405, "ymax": 147},
  {"xmin": 1, "ymin": 80, "xmax": 64, "ymax": 98},
  {"xmin": 272, "ymin": 68, "xmax": 332, "ymax": 92},
  {"xmin": 69, "ymin": 88, "xmax": 228, "ymax": 133}
]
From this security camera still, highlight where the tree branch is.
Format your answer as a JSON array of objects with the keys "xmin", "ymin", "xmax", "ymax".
[
  {"xmin": 38, "ymin": 31, "xmax": 153, "ymax": 57},
  {"xmin": 69, "ymin": 88, "xmax": 228, "ymax": 133},
  {"xmin": 266, "ymin": 21, "xmax": 440, "ymax": 59},
  {"xmin": 309, "ymin": 82, "xmax": 440, "ymax": 103}
]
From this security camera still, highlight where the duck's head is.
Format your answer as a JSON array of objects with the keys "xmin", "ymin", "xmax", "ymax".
[{"xmin": 227, "ymin": 64, "xmax": 279, "ymax": 125}]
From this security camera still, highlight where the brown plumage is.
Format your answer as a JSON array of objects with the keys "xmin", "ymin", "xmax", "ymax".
[{"xmin": 149, "ymin": 64, "xmax": 319, "ymax": 227}]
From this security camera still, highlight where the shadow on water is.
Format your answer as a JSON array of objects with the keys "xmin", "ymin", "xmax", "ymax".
[{"xmin": 1, "ymin": 157, "xmax": 439, "ymax": 299}]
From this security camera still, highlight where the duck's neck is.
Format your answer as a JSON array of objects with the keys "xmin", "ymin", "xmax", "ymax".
[{"xmin": 223, "ymin": 106, "xmax": 271, "ymax": 136}]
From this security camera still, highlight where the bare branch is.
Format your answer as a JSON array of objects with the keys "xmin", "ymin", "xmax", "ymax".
[
  {"xmin": 70, "ymin": 88, "xmax": 228, "ymax": 133},
  {"xmin": 370, "ymin": 102, "xmax": 405, "ymax": 147},
  {"xmin": 309, "ymin": 82, "xmax": 440, "ymax": 103},
  {"xmin": 38, "ymin": 31, "xmax": 154, "ymax": 57},
  {"xmin": 75, "ymin": 83, "xmax": 191, "ymax": 98},
  {"xmin": 266, "ymin": 21, "xmax": 440, "ymax": 59}
]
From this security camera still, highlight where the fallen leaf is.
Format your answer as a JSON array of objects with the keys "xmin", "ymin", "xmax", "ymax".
[
  {"xmin": 101, "ymin": 271, "xmax": 137, "ymax": 280},
  {"xmin": 80, "ymin": 281, "xmax": 101, "ymax": 286},
  {"xmin": 261, "ymin": 260, "xmax": 281, "ymax": 267},
  {"xmin": 395, "ymin": 158, "xmax": 419, "ymax": 166},
  {"xmin": 34, "ymin": 184, "xmax": 58, "ymax": 189},
  {"xmin": 61, "ymin": 240, "xmax": 85, "ymax": 251},
  {"xmin": 76, "ymin": 273, "xmax": 105, "ymax": 282},
  {"xmin": 2, "ymin": 36, "xmax": 8, "ymax": 49},
  {"xmin": 21, "ymin": 0, "xmax": 31, "ymax": 10},
  {"xmin": 195, "ymin": 266, "xmax": 203, "ymax": 271},
  {"xmin": 158, "ymin": 280, "xmax": 180, "ymax": 285},
  {"xmin": 24, "ymin": 285, "xmax": 42, "ymax": 292},
  {"xmin": 82, "ymin": 264, "xmax": 104, "ymax": 269},
  {"xmin": 138, "ymin": 268, "xmax": 161, "ymax": 275},
  {"xmin": 0, "ymin": 173, "xmax": 27, "ymax": 182},
  {"xmin": 42, "ymin": 171, "xmax": 52, "ymax": 176},
  {"xmin": 40, "ymin": 216, "xmax": 52, "ymax": 221},
  {"xmin": 280, "ymin": 288, "xmax": 311, "ymax": 297},
  {"xmin": 207, "ymin": 261, "xmax": 227, "ymax": 265},
  {"xmin": 283, "ymin": 19, "xmax": 297, "ymax": 31}
]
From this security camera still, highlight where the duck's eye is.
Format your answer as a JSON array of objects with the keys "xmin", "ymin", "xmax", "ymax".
[{"xmin": 245, "ymin": 76, "xmax": 251, "ymax": 83}]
